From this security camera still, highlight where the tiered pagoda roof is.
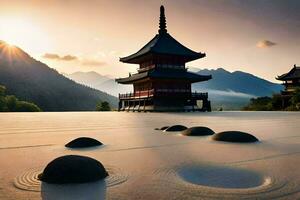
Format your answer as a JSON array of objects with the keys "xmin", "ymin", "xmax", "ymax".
[
  {"xmin": 276, "ymin": 65, "xmax": 300, "ymax": 81},
  {"xmin": 116, "ymin": 69, "xmax": 212, "ymax": 84},
  {"xmin": 117, "ymin": 6, "xmax": 211, "ymax": 84},
  {"xmin": 120, "ymin": 6, "xmax": 206, "ymax": 64},
  {"xmin": 120, "ymin": 33, "xmax": 206, "ymax": 64}
]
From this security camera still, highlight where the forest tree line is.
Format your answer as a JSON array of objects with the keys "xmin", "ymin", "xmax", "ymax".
[
  {"xmin": 0, "ymin": 85, "xmax": 41, "ymax": 112},
  {"xmin": 243, "ymin": 88, "xmax": 300, "ymax": 111}
]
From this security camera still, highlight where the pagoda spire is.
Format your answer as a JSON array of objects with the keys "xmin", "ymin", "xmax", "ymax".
[{"xmin": 159, "ymin": 5, "xmax": 167, "ymax": 34}]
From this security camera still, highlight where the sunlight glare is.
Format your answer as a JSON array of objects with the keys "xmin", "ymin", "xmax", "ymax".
[{"xmin": 0, "ymin": 17, "xmax": 50, "ymax": 53}]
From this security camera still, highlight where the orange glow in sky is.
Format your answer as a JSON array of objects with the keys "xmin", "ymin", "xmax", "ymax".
[
  {"xmin": 0, "ymin": 0, "xmax": 299, "ymax": 82},
  {"xmin": 0, "ymin": 16, "xmax": 51, "ymax": 53}
]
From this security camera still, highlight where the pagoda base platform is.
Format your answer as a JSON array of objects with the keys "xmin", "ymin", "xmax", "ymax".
[
  {"xmin": 118, "ymin": 92, "xmax": 211, "ymax": 112},
  {"xmin": 119, "ymin": 106, "xmax": 210, "ymax": 112},
  {"xmin": 119, "ymin": 104, "xmax": 211, "ymax": 112}
]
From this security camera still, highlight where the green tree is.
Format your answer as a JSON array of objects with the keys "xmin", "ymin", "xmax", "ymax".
[
  {"xmin": 290, "ymin": 88, "xmax": 300, "ymax": 104},
  {"xmin": 0, "ymin": 96, "xmax": 6, "ymax": 111},
  {"xmin": 0, "ymin": 84, "xmax": 41, "ymax": 112},
  {"xmin": 271, "ymin": 94, "xmax": 284, "ymax": 110},
  {"xmin": 5, "ymin": 95, "xmax": 17, "ymax": 111},
  {"xmin": 0, "ymin": 85, "xmax": 5, "ymax": 96},
  {"xmin": 287, "ymin": 87, "xmax": 300, "ymax": 111},
  {"xmin": 243, "ymin": 97, "xmax": 272, "ymax": 111},
  {"xmin": 96, "ymin": 101, "xmax": 111, "ymax": 111},
  {"xmin": 0, "ymin": 86, "xmax": 7, "ymax": 111},
  {"xmin": 15, "ymin": 101, "xmax": 42, "ymax": 112}
]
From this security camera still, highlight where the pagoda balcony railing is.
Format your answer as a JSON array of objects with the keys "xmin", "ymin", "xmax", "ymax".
[
  {"xmin": 119, "ymin": 89, "xmax": 154, "ymax": 100},
  {"xmin": 119, "ymin": 90, "xmax": 208, "ymax": 100}
]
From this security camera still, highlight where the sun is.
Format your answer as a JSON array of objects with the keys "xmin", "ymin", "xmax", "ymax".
[{"xmin": 0, "ymin": 17, "xmax": 50, "ymax": 53}]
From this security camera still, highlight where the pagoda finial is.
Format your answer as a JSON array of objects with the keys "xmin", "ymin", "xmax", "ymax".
[{"xmin": 159, "ymin": 5, "xmax": 167, "ymax": 34}]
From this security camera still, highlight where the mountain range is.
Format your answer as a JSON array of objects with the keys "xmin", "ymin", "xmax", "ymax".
[
  {"xmin": 0, "ymin": 40, "xmax": 283, "ymax": 111},
  {"xmin": 65, "ymin": 69, "xmax": 283, "ymax": 110},
  {"xmin": 64, "ymin": 72, "xmax": 132, "ymax": 97},
  {"xmin": 193, "ymin": 68, "xmax": 283, "ymax": 109},
  {"xmin": 0, "ymin": 41, "xmax": 118, "ymax": 111}
]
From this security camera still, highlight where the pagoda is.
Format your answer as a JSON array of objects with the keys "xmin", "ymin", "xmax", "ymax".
[
  {"xmin": 116, "ymin": 6, "xmax": 212, "ymax": 112},
  {"xmin": 276, "ymin": 64, "xmax": 300, "ymax": 107}
]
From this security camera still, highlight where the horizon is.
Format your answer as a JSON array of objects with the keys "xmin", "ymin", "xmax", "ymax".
[
  {"xmin": 64, "ymin": 67, "xmax": 280, "ymax": 84},
  {"xmin": 1, "ymin": 0, "xmax": 300, "ymax": 82}
]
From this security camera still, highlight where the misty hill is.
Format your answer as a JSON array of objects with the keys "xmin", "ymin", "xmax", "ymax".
[
  {"xmin": 65, "ymin": 71, "xmax": 111, "ymax": 88},
  {"xmin": 66, "ymin": 68, "xmax": 283, "ymax": 110},
  {"xmin": 65, "ymin": 72, "xmax": 132, "ymax": 96},
  {"xmin": 192, "ymin": 68, "xmax": 283, "ymax": 109},
  {"xmin": 193, "ymin": 68, "xmax": 282, "ymax": 96},
  {"xmin": 0, "ymin": 41, "xmax": 117, "ymax": 111}
]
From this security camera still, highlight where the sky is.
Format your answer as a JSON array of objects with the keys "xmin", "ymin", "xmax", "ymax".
[{"xmin": 0, "ymin": 0, "xmax": 299, "ymax": 82}]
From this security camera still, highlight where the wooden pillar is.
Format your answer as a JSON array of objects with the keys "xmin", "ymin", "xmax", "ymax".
[
  {"xmin": 207, "ymin": 101, "xmax": 211, "ymax": 112},
  {"xmin": 118, "ymin": 100, "xmax": 122, "ymax": 111},
  {"xmin": 138, "ymin": 91, "xmax": 141, "ymax": 112},
  {"xmin": 127, "ymin": 100, "xmax": 130, "ymax": 112},
  {"xmin": 133, "ymin": 100, "xmax": 135, "ymax": 112},
  {"xmin": 139, "ymin": 100, "xmax": 142, "ymax": 112}
]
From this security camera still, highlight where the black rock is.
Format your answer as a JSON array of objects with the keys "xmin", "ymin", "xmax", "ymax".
[
  {"xmin": 165, "ymin": 125, "xmax": 188, "ymax": 132},
  {"xmin": 65, "ymin": 137, "xmax": 103, "ymax": 148},
  {"xmin": 155, "ymin": 126, "xmax": 170, "ymax": 131},
  {"xmin": 212, "ymin": 131, "xmax": 259, "ymax": 143},
  {"xmin": 160, "ymin": 126, "xmax": 169, "ymax": 130},
  {"xmin": 182, "ymin": 126, "xmax": 215, "ymax": 136},
  {"xmin": 38, "ymin": 155, "xmax": 109, "ymax": 184}
]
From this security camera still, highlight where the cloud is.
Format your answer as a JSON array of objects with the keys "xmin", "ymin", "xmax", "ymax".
[
  {"xmin": 61, "ymin": 55, "xmax": 77, "ymax": 61},
  {"xmin": 42, "ymin": 53, "xmax": 77, "ymax": 61},
  {"xmin": 42, "ymin": 53, "xmax": 106, "ymax": 67},
  {"xmin": 81, "ymin": 59, "xmax": 106, "ymax": 67},
  {"xmin": 256, "ymin": 40, "xmax": 277, "ymax": 48},
  {"xmin": 43, "ymin": 53, "xmax": 60, "ymax": 60}
]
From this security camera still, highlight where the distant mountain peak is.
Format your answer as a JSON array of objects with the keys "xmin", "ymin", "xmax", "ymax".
[
  {"xmin": 216, "ymin": 67, "xmax": 228, "ymax": 72},
  {"xmin": 194, "ymin": 68, "xmax": 282, "ymax": 97},
  {"xmin": 0, "ymin": 40, "xmax": 32, "ymax": 62}
]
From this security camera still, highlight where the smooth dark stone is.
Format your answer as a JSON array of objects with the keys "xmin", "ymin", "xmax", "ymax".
[
  {"xmin": 160, "ymin": 126, "xmax": 169, "ymax": 130},
  {"xmin": 39, "ymin": 155, "xmax": 109, "ymax": 184},
  {"xmin": 65, "ymin": 137, "xmax": 103, "ymax": 148},
  {"xmin": 182, "ymin": 126, "xmax": 215, "ymax": 136},
  {"xmin": 213, "ymin": 131, "xmax": 259, "ymax": 143},
  {"xmin": 155, "ymin": 126, "xmax": 170, "ymax": 131},
  {"xmin": 165, "ymin": 125, "xmax": 188, "ymax": 132}
]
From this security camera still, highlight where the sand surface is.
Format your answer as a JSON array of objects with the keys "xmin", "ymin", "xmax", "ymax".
[{"xmin": 0, "ymin": 111, "xmax": 300, "ymax": 199}]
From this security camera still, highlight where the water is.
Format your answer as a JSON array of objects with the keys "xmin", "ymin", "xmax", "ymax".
[{"xmin": 0, "ymin": 112, "xmax": 300, "ymax": 199}]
